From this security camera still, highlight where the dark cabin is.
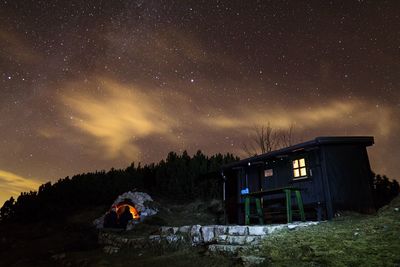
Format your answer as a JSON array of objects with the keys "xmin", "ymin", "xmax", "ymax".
[{"xmin": 222, "ymin": 136, "xmax": 375, "ymax": 224}]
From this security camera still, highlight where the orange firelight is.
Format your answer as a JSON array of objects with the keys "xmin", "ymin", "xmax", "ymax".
[{"xmin": 115, "ymin": 204, "xmax": 140, "ymax": 220}]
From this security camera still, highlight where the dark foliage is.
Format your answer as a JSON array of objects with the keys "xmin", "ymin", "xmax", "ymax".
[
  {"xmin": 0, "ymin": 150, "xmax": 238, "ymax": 223},
  {"xmin": 370, "ymin": 173, "xmax": 400, "ymax": 209}
]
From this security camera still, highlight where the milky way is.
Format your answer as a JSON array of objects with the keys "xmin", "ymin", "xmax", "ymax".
[{"xmin": 0, "ymin": 0, "xmax": 399, "ymax": 204}]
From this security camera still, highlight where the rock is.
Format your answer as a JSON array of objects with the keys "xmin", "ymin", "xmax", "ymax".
[
  {"xmin": 225, "ymin": 235, "xmax": 247, "ymax": 245},
  {"xmin": 394, "ymin": 207, "xmax": 399, "ymax": 212},
  {"xmin": 201, "ymin": 226, "xmax": 215, "ymax": 243},
  {"xmin": 93, "ymin": 215, "xmax": 106, "ymax": 230},
  {"xmin": 216, "ymin": 235, "xmax": 228, "ymax": 243},
  {"xmin": 248, "ymin": 226, "xmax": 267, "ymax": 235},
  {"xmin": 241, "ymin": 255, "xmax": 266, "ymax": 266},
  {"xmin": 245, "ymin": 235, "xmax": 262, "ymax": 245},
  {"xmin": 160, "ymin": 226, "xmax": 172, "ymax": 235},
  {"xmin": 214, "ymin": 225, "xmax": 228, "ymax": 235},
  {"xmin": 265, "ymin": 225, "xmax": 285, "ymax": 234},
  {"xmin": 228, "ymin": 226, "xmax": 248, "ymax": 235},
  {"xmin": 190, "ymin": 225, "xmax": 203, "ymax": 245},
  {"xmin": 178, "ymin": 225, "xmax": 191, "ymax": 234},
  {"xmin": 160, "ymin": 226, "xmax": 179, "ymax": 235}
]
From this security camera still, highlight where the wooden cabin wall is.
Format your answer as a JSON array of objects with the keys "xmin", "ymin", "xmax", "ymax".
[
  {"xmin": 263, "ymin": 158, "xmax": 290, "ymax": 190},
  {"xmin": 237, "ymin": 169, "xmax": 245, "ymax": 224},
  {"xmin": 323, "ymin": 144, "xmax": 374, "ymax": 212},
  {"xmin": 224, "ymin": 169, "xmax": 239, "ymax": 224},
  {"xmin": 246, "ymin": 166, "xmax": 262, "ymax": 192},
  {"xmin": 260, "ymin": 151, "xmax": 326, "ymax": 207},
  {"xmin": 288, "ymin": 150, "xmax": 326, "ymax": 207}
]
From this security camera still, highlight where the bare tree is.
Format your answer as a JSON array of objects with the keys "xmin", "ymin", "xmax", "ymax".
[
  {"xmin": 278, "ymin": 123, "xmax": 295, "ymax": 148},
  {"xmin": 242, "ymin": 122, "xmax": 296, "ymax": 157}
]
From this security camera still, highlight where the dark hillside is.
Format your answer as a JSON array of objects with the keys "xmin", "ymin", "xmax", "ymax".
[{"xmin": 0, "ymin": 151, "xmax": 238, "ymax": 223}]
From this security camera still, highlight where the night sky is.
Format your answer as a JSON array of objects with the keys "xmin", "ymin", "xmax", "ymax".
[{"xmin": 0, "ymin": 0, "xmax": 399, "ymax": 204}]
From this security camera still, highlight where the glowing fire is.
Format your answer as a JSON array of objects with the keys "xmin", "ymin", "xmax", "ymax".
[{"xmin": 115, "ymin": 204, "xmax": 140, "ymax": 220}]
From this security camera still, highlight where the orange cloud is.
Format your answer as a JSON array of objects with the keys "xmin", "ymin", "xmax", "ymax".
[
  {"xmin": 61, "ymin": 79, "xmax": 180, "ymax": 159},
  {"xmin": 0, "ymin": 170, "xmax": 41, "ymax": 205},
  {"xmin": 203, "ymin": 100, "xmax": 393, "ymax": 137}
]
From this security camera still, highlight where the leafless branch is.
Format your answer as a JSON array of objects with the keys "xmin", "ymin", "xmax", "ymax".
[{"xmin": 241, "ymin": 122, "xmax": 296, "ymax": 156}]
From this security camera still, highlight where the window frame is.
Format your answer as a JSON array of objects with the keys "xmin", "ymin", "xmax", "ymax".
[{"xmin": 292, "ymin": 157, "xmax": 309, "ymax": 181}]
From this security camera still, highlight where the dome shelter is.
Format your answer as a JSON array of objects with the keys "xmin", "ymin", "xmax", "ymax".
[
  {"xmin": 93, "ymin": 191, "xmax": 158, "ymax": 229},
  {"xmin": 113, "ymin": 199, "xmax": 140, "ymax": 220}
]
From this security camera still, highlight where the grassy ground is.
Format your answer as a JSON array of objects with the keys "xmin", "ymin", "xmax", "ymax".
[
  {"xmin": 1, "ymin": 196, "xmax": 399, "ymax": 266},
  {"xmin": 66, "ymin": 245, "xmax": 238, "ymax": 267},
  {"xmin": 0, "ymin": 199, "xmax": 231, "ymax": 267},
  {"xmin": 255, "ymin": 195, "xmax": 400, "ymax": 266}
]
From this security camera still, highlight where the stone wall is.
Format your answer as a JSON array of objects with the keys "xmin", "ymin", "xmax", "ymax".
[{"xmin": 99, "ymin": 221, "xmax": 319, "ymax": 255}]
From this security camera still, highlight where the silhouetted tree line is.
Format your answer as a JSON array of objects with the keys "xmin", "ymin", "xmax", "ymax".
[
  {"xmin": 1, "ymin": 151, "xmax": 398, "ymax": 223},
  {"xmin": 369, "ymin": 173, "xmax": 399, "ymax": 209},
  {"xmin": 0, "ymin": 150, "xmax": 239, "ymax": 223}
]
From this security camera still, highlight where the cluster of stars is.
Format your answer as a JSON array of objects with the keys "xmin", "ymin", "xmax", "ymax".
[{"xmin": 0, "ymin": 0, "xmax": 398, "ymax": 202}]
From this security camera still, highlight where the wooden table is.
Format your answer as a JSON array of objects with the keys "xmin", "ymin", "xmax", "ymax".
[{"xmin": 243, "ymin": 186, "xmax": 306, "ymax": 224}]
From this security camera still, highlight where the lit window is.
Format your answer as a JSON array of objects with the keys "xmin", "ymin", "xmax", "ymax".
[
  {"xmin": 293, "ymin": 158, "xmax": 307, "ymax": 179},
  {"xmin": 264, "ymin": 169, "xmax": 273, "ymax": 177}
]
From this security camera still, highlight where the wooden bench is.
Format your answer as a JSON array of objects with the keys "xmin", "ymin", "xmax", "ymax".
[{"xmin": 243, "ymin": 186, "xmax": 306, "ymax": 224}]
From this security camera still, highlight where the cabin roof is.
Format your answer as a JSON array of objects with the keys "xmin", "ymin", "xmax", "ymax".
[{"xmin": 222, "ymin": 136, "xmax": 374, "ymax": 169}]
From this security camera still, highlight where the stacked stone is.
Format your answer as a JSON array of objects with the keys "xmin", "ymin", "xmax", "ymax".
[
  {"xmin": 157, "ymin": 222, "xmax": 319, "ymax": 255},
  {"xmin": 98, "ymin": 222, "xmax": 319, "ymax": 257},
  {"xmin": 111, "ymin": 191, "xmax": 157, "ymax": 217}
]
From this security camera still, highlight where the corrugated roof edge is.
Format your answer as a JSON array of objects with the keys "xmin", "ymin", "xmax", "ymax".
[{"xmin": 222, "ymin": 136, "xmax": 374, "ymax": 170}]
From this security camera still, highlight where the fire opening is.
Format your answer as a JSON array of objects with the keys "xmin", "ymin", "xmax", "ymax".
[{"xmin": 115, "ymin": 203, "xmax": 140, "ymax": 220}]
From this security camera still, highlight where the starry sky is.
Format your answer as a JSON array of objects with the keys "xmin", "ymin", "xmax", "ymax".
[{"xmin": 0, "ymin": 0, "xmax": 399, "ymax": 204}]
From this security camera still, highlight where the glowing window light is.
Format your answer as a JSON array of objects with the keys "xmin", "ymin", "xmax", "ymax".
[{"xmin": 293, "ymin": 158, "xmax": 308, "ymax": 179}]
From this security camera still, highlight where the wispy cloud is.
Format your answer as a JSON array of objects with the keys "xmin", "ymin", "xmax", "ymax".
[
  {"xmin": 61, "ymin": 79, "xmax": 181, "ymax": 159},
  {"xmin": 202, "ymin": 100, "xmax": 394, "ymax": 137},
  {"xmin": 0, "ymin": 170, "xmax": 41, "ymax": 205}
]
